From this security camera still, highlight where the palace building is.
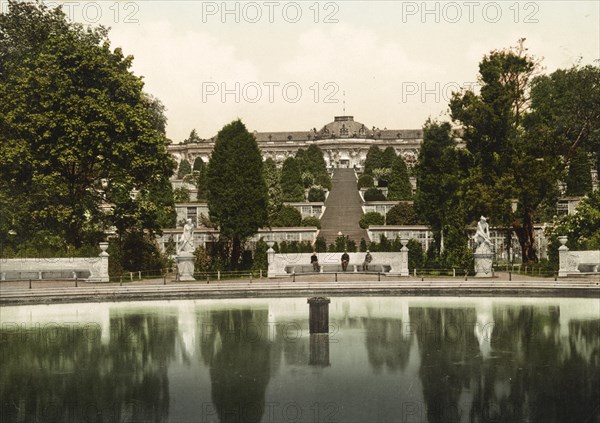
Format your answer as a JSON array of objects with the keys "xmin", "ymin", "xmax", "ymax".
[{"xmin": 168, "ymin": 116, "xmax": 425, "ymax": 170}]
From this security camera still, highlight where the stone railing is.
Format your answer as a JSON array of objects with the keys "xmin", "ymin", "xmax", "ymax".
[
  {"xmin": 267, "ymin": 242, "xmax": 409, "ymax": 278},
  {"xmin": 558, "ymin": 236, "xmax": 600, "ymax": 277},
  {"xmin": 0, "ymin": 243, "xmax": 110, "ymax": 282}
]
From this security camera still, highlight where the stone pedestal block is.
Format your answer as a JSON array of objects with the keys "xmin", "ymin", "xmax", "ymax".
[
  {"xmin": 474, "ymin": 245, "xmax": 494, "ymax": 278},
  {"xmin": 177, "ymin": 252, "xmax": 196, "ymax": 281}
]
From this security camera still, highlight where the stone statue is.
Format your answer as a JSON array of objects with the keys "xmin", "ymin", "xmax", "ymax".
[
  {"xmin": 178, "ymin": 218, "xmax": 195, "ymax": 254},
  {"xmin": 473, "ymin": 216, "xmax": 494, "ymax": 277},
  {"xmin": 473, "ymin": 216, "xmax": 492, "ymax": 252}
]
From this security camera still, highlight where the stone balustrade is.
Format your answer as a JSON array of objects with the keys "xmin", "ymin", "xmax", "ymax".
[
  {"xmin": 267, "ymin": 244, "xmax": 409, "ymax": 278},
  {"xmin": 0, "ymin": 243, "xmax": 110, "ymax": 282},
  {"xmin": 558, "ymin": 236, "xmax": 600, "ymax": 277}
]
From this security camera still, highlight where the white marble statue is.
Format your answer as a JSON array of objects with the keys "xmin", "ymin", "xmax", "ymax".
[
  {"xmin": 178, "ymin": 218, "xmax": 195, "ymax": 254},
  {"xmin": 473, "ymin": 216, "xmax": 492, "ymax": 252}
]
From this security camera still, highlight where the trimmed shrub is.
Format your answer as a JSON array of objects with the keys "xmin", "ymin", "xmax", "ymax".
[
  {"xmin": 386, "ymin": 203, "xmax": 418, "ymax": 225},
  {"xmin": 363, "ymin": 187, "xmax": 386, "ymax": 201},
  {"xmin": 357, "ymin": 174, "xmax": 374, "ymax": 189},
  {"xmin": 359, "ymin": 212, "xmax": 384, "ymax": 229},
  {"xmin": 301, "ymin": 216, "xmax": 321, "ymax": 229},
  {"xmin": 271, "ymin": 205, "xmax": 302, "ymax": 227},
  {"xmin": 307, "ymin": 187, "xmax": 326, "ymax": 202}
]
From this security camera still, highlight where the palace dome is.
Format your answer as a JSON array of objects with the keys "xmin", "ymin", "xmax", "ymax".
[{"xmin": 319, "ymin": 116, "xmax": 373, "ymax": 138}]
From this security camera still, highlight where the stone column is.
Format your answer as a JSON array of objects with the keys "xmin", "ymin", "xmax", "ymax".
[
  {"xmin": 267, "ymin": 241, "xmax": 276, "ymax": 278},
  {"xmin": 399, "ymin": 238, "xmax": 409, "ymax": 277},
  {"xmin": 558, "ymin": 236, "xmax": 570, "ymax": 277},
  {"xmin": 98, "ymin": 242, "xmax": 109, "ymax": 282}
]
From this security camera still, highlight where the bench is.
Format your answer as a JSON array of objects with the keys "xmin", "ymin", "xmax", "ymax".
[
  {"xmin": 285, "ymin": 263, "xmax": 390, "ymax": 274},
  {"xmin": 578, "ymin": 263, "xmax": 599, "ymax": 273},
  {"xmin": 2, "ymin": 270, "xmax": 92, "ymax": 281}
]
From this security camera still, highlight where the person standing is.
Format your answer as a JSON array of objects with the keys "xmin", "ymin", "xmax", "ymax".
[
  {"xmin": 362, "ymin": 250, "xmax": 373, "ymax": 271},
  {"xmin": 311, "ymin": 251, "xmax": 320, "ymax": 272},
  {"xmin": 341, "ymin": 250, "xmax": 350, "ymax": 271}
]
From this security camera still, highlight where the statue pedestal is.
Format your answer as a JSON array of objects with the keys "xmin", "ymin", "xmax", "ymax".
[
  {"xmin": 474, "ymin": 244, "xmax": 494, "ymax": 278},
  {"xmin": 177, "ymin": 252, "xmax": 195, "ymax": 281}
]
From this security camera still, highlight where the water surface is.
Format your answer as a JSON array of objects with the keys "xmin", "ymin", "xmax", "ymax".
[{"xmin": 1, "ymin": 296, "xmax": 598, "ymax": 422}]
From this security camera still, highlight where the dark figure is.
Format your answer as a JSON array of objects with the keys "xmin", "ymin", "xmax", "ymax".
[
  {"xmin": 341, "ymin": 250, "xmax": 350, "ymax": 271},
  {"xmin": 362, "ymin": 250, "xmax": 372, "ymax": 271},
  {"xmin": 311, "ymin": 252, "xmax": 320, "ymax": 272}
]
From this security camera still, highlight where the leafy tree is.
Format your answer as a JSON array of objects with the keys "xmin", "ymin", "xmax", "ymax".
[
  {"xmin": 195, "ymin": 164, "xmax": 209, "ymax": 201},
  {"xmin": 252, "ymin": 238, "xmax": 268, "ymax": 272},
  {"xmin": 262, "ymin": 158, "xmax": 283, "ymax": 223},
  {"xmin": 407, "ymin": 239, "xmax": 424, "ymax": 271},
  {"xmin": 528, "ymin": 64, "xmax": 600, "ymax": 179},
  {"xmin": 146, "ymin": 176, "xmax": 176, "ymax": 228},
  {"xmin": 363, "ymin": 146, "xmax": 382, "ymax": 175},
  {"xmin": 451, "ymin": 42, "xmax": 600, "ymax": 262},
  {"xmin": 177, "ymin": 159, "xmax": 192, "ymax": 179},
  {"xmin": 315, "ymin": 236, "xmax": 327, "ymax": 253},
  {"xmin": 359, "ymin": 238, "xmax": 368, "ymax": 252},
  {"xmin": 301, "ymin": 171, "xmax": 314, "ymax": 188},
  {"xmin": 380, "ymin": 146, "xmax": 397, "ymax": 169},
  {"xmin": 0, "ymin": 1, "xmax": 174, "ymax": 249},
  {"xmin": 193, "ymin": 157, "xmax": 205, "ymax": 172},
  {"xmin": 280, "ymin": 157, "xmax": 305, "ymax": 201},
  {"xmin": 372, "ymin": 168, "xmax": 392, "ymax": 187},
  {"xmin": 307, "ymin": 187, "xmax": 326, "ymax": 202},
  {"xmin": 296, "ymin": 145, "xmax": 331, "ymax": 189},
  {"xmin": 207, "ymin": 120, "xmax": 268, "ymax": 268},
  {"xmin": 386, "ymin": 203, "xmax": 418, "ymax": 225},
  {"xmin": 173, "ymin": 187, "xmax": 190, "ymax": 203},
  {"xmin": 546, "ymin": 190, "xmax": 600, "ymax": 269},
  {"xmin": 565, "ymin": 148, "xmax": 593, "ymax": 196},
  {"xmin": 271, "ymin": 205, "xmax": 302, "ymax": 227},
  {"xmin": 414, "ymin": 120, "xmax": 464, "ymax": 256},
  {"xmin": 359, "ymin": 212, "xmax": 384, "ymax": 229},
  {"xmin": 301, "ymin": 216, "xmax": 321, "ymax": 229},
  {"xmin": 387, "ymin": 155, "xmax": 413, "ymax": 200},
  {"xmin": 184, "ymin": 129, "xmax": 202, "ymax": 144},
  {"xmin": 363, "ymin": 187, "xmax": 387, "ymax": 201},
  {"xmin": 357, "ymin": 174, "xmax": 374, "ymax": 189}
]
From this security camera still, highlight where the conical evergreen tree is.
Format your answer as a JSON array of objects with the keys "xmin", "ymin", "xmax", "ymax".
[{"xmin": 207, "ymin": 120, "xmax": 268, "ymax": 268}]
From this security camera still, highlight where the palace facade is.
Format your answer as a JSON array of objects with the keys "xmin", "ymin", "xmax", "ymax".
[{"xmin": 168, "ymin": 116, "xmax": 425, "ymax": 170}]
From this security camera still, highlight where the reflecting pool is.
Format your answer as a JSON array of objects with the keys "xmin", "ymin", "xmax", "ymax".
[{"xmin": 1, "ymin": 296, "xmax": 599, "ymax": 422}]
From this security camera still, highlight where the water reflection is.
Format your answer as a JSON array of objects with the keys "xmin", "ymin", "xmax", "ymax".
[{"xmin": 0, "ymin": 297, "xmax": 598, "ymax": 422}]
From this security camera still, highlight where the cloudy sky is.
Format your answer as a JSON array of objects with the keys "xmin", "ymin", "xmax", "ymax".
[{"xmin": 44, "ymin": 1, "xmax": 599, "ymax": 142}]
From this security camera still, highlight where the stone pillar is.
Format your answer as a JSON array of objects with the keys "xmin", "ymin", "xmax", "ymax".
[
  {"xmin": 558, "ymin": 236, "xmax": 570, "ymax": 277},
  {"xmin": 308, "ymin": 297, "xmax": 330, "ymax": 334},
  {"xmin": 267, "ymin": 241, "xmax": 276, "ymax": 278},
  {"xmin": 98, "ymin": 242, "xmax": 109, "ymax": 282},
  {"xmin": 474, "ymin": 244, "xmax": 494, "ymax": 277},
  {"xmin": 176, "ymin": 251, "xmax": 195, "ymax": 281},
  {"xmin": 399, "ymin": 238, "xmax": 409, "ymax": 277}
]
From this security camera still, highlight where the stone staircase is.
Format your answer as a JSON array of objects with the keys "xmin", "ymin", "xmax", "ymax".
[{"xmin": 319, "ymin": 168, "xmax": 368, "ymax": 245}]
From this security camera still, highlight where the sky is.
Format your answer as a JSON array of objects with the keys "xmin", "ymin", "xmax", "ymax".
[{"xmin": 30, "ymin": 1, "xmax": 600, "ymax": 142}]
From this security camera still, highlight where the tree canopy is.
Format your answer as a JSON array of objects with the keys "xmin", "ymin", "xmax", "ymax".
[
  {"xmin": 280, "ymin": 157, "xmax": 305, "ymax": 201},
  {"xmin": 0, "ymin": 0, "xmax": 175, "ymax": 251}
]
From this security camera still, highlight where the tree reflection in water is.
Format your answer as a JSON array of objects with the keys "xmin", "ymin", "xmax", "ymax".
[
  {"xmin": 1, "ymin": 298, "xmax": 598, "ymax": 423},
  {"xmin": 200, "ymin": 309, "xmax": 272, "ymax": 423},
  {"xmin": 0, "ymin": 311, "xmax": 178, "ymax": 422}
]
